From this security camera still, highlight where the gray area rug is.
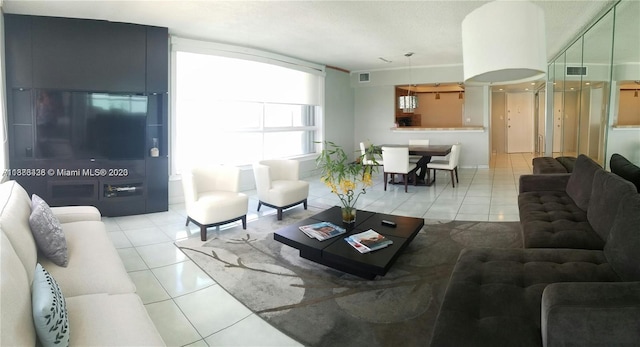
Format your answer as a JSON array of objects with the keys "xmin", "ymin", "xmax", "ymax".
[{"xmin": 176, "ymin": 207, "xmax": 522, "ymax": 347}]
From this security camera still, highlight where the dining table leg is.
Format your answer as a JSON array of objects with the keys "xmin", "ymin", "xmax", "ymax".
[{"xmin": 416, "ymin": 156, "xmax": 432, "ymax": 183}]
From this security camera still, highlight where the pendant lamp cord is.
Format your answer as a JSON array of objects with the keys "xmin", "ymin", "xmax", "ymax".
[{"xmin": 406, "ymin": 52, "xmax": 414, "ymax": 97}]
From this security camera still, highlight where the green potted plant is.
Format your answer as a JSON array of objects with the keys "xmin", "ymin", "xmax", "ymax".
[{"xmin": 316, "ymin": 141, "xmax": 379, "ymax": 224}]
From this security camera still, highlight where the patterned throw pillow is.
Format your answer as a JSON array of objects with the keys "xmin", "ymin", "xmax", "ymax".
[
  {"xmin": 29, "ymin": 194, "xmax": 68, "ymax": 267},
  {"xmin": 32, "ymin": 263, "xmax": 70, "ymax": 347}
]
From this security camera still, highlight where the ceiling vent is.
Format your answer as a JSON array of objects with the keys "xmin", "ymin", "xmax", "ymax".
[
  {"xmin": 566, "ymin": 66, "xmax": 587, "ymax": 76},
  {"xmin": 358, "ymin": 73, "xmax": 370, "ymax": 83}
]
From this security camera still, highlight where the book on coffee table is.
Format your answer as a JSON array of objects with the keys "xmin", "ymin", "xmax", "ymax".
[
  {"xmin": 299, "ymin": 221, "xmax": 346, "ymax": 241},
  {"xmin": 345, "ymin": 229, "xmax": 393, "ymax": 253}
]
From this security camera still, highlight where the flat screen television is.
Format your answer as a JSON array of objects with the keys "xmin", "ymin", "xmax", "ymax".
[{"xmin": 35, "ymin": 90, "xmax": 147, "ymax": 160}]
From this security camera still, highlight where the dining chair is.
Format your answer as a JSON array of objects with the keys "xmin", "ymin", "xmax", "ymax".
[
  {"xmin": 253, "ymin": 159, "xmax": 309, "ymax": 220},
  {"xmin": 408, "ymin": 139, "xmax": 429, "ymax": 164},
  {"xmin": 182, "ymin": 165, "xmax": 249, "ymax": 241},
  {"xmin": 427, "ymin": 144, "xmax": 461, "ymax": 187},
  {"xmin": 360, "ymin": 141, "xmax": 383, "ymax": 183},
  {"xmin": 381, "ymin": 146, "xmax": 418, "ymax": 193},
  {"xmin": 360, "ymin": 141, "xmax": 383, "ymax": 167}
]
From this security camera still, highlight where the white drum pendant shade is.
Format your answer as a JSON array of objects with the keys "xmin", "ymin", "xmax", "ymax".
[{"xmin": 462, "ymin": 0, "xmax": 546, "ymax": 84}]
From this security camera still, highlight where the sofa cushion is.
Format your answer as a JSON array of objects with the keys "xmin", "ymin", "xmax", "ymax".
[
  {"xmin": 268, "ymin": 180, "xmax": 310, "ymax": 206},
  {"xmin": 429, "ymin": 248, "xmax": 619, "ymax": 347},
  {"xmin": 32, "ymin": 263, "xmax": 70, "ymax": 347},
  {"xmin": 566, "ymin": 155, "xmax": 601, "ymax": 211},
  {"xmin": 190, "ymin": 191, "xmax": 248, "ymax": 225},
  {"xmin": 0, "ymin": 231, "xmax": 37, "ymax": 347},
  {"xmin": 518, "ymin": 191, "xmax": 604, "ymax": 249},
  {"xmin": 532, "ymin": 157, "xmax": 567, "ymax": 174},
  {"xmin": 587, "ymin": 170, "xmax": 637, "ymax": 241},
  {"xmin": 604, "ymin": 193, "xmax": 640, "ymax": 281},
  {"xmin": 66, "ymin": 293, "xmax": 164, "ymax": 346},
  {"xmin": 555, "ymin": 156, "xmax": 577, "ymax": 173},
  {"xmin": 29, "ymin": 194, "xmax": 68, "ymax": 267},
  {"xmin": 40, "ymin": 221, "xmax": 136, "ymax": 296},
  {"xmin": 0, "ymin": 181, "xmax": 38, "ymax": 283},
  {"xmin": 610, "ymin": 153, "xmax": 640, "ymax": 191}
]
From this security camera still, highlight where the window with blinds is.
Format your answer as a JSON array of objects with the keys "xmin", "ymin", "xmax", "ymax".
[{"xmin": 172, "ymin": 48, "xmax": 324, "ymax": 172}]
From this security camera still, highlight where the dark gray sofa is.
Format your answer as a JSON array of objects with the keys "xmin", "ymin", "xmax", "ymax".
[
  {"xmin": 430, "ymin": 155, "xmax": 640, "ymax": 346},
  {"xmin": 519, "ymin": 155, "xmax": 611, "ymax": 249}
]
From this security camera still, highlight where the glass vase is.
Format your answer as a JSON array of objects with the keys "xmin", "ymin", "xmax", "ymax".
[{"xmin": 341, "ymin": 206, "xmax": 356, "ymax": 224}]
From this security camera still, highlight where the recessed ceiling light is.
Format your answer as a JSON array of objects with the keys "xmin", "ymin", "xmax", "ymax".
[{"xmin": 378, "ymin": 57, "xmax": 392, "ymax": 63}]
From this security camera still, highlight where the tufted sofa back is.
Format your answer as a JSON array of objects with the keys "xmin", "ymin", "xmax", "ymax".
[{"xmin": 566, "ymin": 155, "xmax": 602, "ymax": 211}]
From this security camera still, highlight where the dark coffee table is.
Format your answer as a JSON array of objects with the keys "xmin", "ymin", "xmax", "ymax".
[{"xmin": 274, "ymin": 206, "xmax": 424, "ymax": 279}]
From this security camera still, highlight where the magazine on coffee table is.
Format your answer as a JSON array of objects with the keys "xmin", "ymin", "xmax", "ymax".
[
  {"xmin": 299, "ymin": 221, "xmax": 346, "ymax": 241},
  {"xmin": 345, "ymin": 229, "xmax": 393, "ymax": 253}
]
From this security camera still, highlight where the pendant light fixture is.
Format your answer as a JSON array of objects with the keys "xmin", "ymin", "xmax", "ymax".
[
  {"xmin": 398, "ymin": 52, "xmax": 418, "ymax": 113},
  {"xmin": 462, "ymin": 0, "xmax": 546, "ymax": 83}
]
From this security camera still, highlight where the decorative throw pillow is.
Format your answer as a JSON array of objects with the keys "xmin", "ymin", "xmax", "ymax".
[
  {"xmin": 32, "ymin": 263, "xmax": 70, "ymax": 347},
  {"xmin": 29, "ymin": 194, "xmax": 68, "ymax": 267}
]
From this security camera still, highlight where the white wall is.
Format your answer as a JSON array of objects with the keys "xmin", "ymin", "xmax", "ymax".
[
  {"xmin": 323, "ymin": 68, "xmax": 355, "ymax": 159},
  {"xmin": 605, "ymin": 83, "xmax": 640, "ymax": 168},
  {"xmin": 353, "ymin": 67, "xmax": 490, "ymax": 168},
  {"xmin": 605, "ymin": 128, "xmax": 640, "ymax": 167}
]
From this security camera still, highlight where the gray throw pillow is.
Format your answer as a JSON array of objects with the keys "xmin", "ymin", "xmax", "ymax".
[
  {"xmin": 29, "ymin": 194, "xmax": 68, "ymax": 267},
  {"xmin": 32, "ymin": 263, "xmax": 70, "ymax": 347}
]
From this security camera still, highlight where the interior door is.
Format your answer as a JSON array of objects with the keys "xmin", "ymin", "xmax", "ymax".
[{"xmin": 507, "ymin": 92, "xmax": 534, "ymax": 153}]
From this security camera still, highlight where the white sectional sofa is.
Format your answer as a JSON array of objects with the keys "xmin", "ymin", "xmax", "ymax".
[{"xmin": 0, "ymin": 180, "xmax": 164, "ymax": 346}]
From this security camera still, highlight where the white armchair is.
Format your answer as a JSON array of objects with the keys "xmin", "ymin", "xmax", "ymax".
[
  {"xmin": 253, "ymin": 159, "xmax": 309, "ymax": 220},
  {"xmin": 182, "ymin": 165, "xmax": 249, "ymax": 241}
]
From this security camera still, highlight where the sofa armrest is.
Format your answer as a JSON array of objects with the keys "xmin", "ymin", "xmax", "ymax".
[
  {"xmin": 541, "ymin": 282, "xmax": 640, "ymax": 347},
  {"xmin": 518, "ymin": 174, "xmax": 571, "ymax": 194},
  {"xmin": 50, "ymin": 206, "xmax": 102, "ymax": 223}
]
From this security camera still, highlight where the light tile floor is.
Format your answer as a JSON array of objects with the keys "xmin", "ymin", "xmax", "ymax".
[{"xmin": 107, "ymin": 153, "xmax": 533, "ymax": 346}]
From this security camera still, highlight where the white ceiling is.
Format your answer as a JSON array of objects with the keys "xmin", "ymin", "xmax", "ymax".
[{"xmin": 1, "ymin": 0, "xmax": 616, "ymax": 73}]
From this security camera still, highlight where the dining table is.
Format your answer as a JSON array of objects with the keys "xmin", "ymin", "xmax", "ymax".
[{"xmin": 379, "ymin": 144, "xmax": 453, "ymax": 186}]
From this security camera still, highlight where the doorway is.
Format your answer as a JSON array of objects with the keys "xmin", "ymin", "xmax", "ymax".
[
  {"xmin": 491, "ymin": 88, "xmax": 538, "ymax": 155},
  {"xmin": 506, "ymin": 92, "xmax": 534, "ymax": 153}
]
